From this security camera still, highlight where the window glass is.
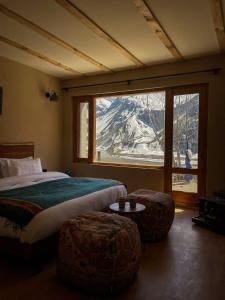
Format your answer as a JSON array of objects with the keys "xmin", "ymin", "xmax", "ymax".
[
  {"xmin": 95, "ymin": 91, "xmax": 165, "ymax": 166},
  {"xmin": 173, "ymin": 93, "xmax": 199, "ymax": 169},
  {"xmin": 79, "ymin": 102, "xmax": 89, "ymax": 158},
  {"xmin": 172, "ymin": 173, "xmax": 198, "ymax": 193}
]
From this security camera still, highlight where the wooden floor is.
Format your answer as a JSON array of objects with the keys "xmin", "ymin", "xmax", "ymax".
[{"xmin": 1, "ymin": 209, "xmax": 225, "ymax": 300}]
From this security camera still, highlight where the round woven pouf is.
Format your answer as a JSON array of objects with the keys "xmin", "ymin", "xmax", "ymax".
[
  {"xmin": 128, "ymin": 189, "xmax": 175, "ymax": 242},
  {"xmin": 57, "ymin": 212, "xmax": 141, "ymax": 295}
]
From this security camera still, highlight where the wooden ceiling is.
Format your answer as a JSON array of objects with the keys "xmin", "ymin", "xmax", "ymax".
[{"xmin": 0, "ymin": 0, "xmax": 224, "ymax": 79}]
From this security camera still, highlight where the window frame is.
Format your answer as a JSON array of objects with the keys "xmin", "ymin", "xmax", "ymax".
[
  {"xmin": 73, "ymin": 95, "xmax": 95, "ymax": 163},
  {"xmin": 164, "ymin": 84, "xmax": 208, "ymax": 204},
  {"xmin": 73, "ymin": 87, "xmax": 166, "ymax": 169}
]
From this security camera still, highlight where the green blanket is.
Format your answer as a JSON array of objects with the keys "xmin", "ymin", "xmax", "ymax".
[{"xmin": 0, "ymin": 177, "xmax": 122, "ymax": 227}]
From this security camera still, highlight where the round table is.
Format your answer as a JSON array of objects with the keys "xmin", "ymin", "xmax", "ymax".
[{"xmin": 109, "ymin": 202, "xmax": 145, "ymax": 231}]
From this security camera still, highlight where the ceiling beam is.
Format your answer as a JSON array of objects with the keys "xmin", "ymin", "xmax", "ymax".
[
  {"xmin": 0, "ymin": 4, "xmax": 111, "ymax": 72},
  {"xmin": 54, "ymin": 0, "xmax": 145, "ymax": 67},
  {"xmin": 133, "ymin": 0, "xmax": 183, "ymax": 61},
  {"xmin": 0, "ymin": 35, "xmax": 82, "ymax": 75},
  {"xmin": 209, "ymin": 0, "xmax": 225, "ymax": 52}
]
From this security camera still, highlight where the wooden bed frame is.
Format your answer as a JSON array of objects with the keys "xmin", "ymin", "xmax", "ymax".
[
  {"xmin": 0, "ymin": 143, "xmax": 34, "ymax": 159},
  {"xmin": 0, "ymin": 143, "xmax": 58, "ymax": 263}
]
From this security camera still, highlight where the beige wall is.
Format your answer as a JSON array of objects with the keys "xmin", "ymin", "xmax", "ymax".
[
  {"xmin": 63, "ymin": 54, "xmax": 225, "ymax": 195},
  {"xmin": 0, "ymin": 56, "xmax": 63, "ymax": 170}
]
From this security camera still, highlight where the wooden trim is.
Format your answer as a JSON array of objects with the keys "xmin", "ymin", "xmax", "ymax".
[
  {"xmin": 54, "ymin": 0, "xmax": 145, "ymax": 67},
  {"xmin": 73, "ymin": 99, "xmax": 79, "ymax": 163},
  {"xmin": 92, "ymin": 83, "xmax": 208, "ymax": 100},
  {"xmin": 0, "ymin": 4, "xmax": 111, "ymax": 72},
  {"xmin": 171, "ymin": 191, "xmax": 199, "ymax": 206},
  {"xmin": 198, "ymin": 86, "xmax": 208, "ymax": 196},
  {"xmin": 0, "ymin": 35, "xmax": 81, "ymax": 75},
  {"xmin": 63, "ymin": 69, "xmax": 220, "ymax": 91},
  {"xmin": 171, "ymin": 168, "xmax": 198, "ymax": 175},
  {"xmin": 91, "ymin": 161, "xmax": 163, "ymax": 170},
  {"xmin": 169, "ymin": 83, "xmax": 208, "ymax": 95},
  {"xmin": 164, "ymin": 89, "xmax": 173, "ymax": 193},
  {"xmin": 94, "ymin": 87, "xmax": 166, "ymax": 99},
  {"xmin": 209, "ymin": 0, "xmax": 225, "ymax": 52},
  {"xmin": 133, "ymin": 0, "xmax": 183, "ymax": 60}
]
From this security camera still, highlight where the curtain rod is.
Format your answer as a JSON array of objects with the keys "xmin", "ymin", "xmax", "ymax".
[{"xmin": 62, "ymin": 67, "xmax": 222, "ymax": 91}]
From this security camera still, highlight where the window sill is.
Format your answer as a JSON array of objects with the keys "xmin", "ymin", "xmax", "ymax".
[{"xmin": 88, "ymin": 161, "xmax": 164, "ymax": 171}]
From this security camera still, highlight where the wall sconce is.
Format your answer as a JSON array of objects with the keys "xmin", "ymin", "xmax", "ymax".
[{"xmin": 45, "ymin": 91, "xmax": 58, "ymax": 101}]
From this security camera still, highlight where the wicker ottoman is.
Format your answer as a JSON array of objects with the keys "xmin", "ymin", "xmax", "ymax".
[
  {"xmin": 128, "ymin": 189, "xmax": 175, "ymax": 242},
  {"xmin": 57, "ymin": 212, "xmax": 141, "ymax": 295}
]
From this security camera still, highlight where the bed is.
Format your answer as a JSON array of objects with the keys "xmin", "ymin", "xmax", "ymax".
[{"xmin": 0, "ymin": 143, "xmax": 127, "ymax": 261}]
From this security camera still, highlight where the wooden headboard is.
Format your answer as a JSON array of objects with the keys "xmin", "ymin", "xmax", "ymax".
[{"xmin": 0, "ymin": 143, "xmax": 34, "ymax": 158}]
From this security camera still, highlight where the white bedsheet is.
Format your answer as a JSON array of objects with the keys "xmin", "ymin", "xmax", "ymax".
[
  {"xmin": 0, "ymin": 171, "xmax": 69, "ymax": 191},
  {"xmin": 0, "ymin": 172, "xmax": 127, "ymax": 244}
]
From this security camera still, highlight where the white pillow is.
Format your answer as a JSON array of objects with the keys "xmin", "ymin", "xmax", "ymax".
[
  {"xmin": 8, "ymin": 158, "xmax": 42, "ymax": 177},
  {"xmin": 0, "ymin": 157, "xmax": 33, "ymax": 177}
]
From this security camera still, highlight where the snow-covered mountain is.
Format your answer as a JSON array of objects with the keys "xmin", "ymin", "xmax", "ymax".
[
  {"xmin": 96, "ymin": 94, "xmax": 165, "ymax": 157},
  {"xmin": 96, "ymin": 93, "xmax": 199, "ymax": 163},
  {"xmin": 96, "ymin": 98, "xmax": 112, "ymax": 116}
]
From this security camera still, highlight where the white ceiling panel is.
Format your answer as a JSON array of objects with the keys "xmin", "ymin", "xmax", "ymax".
[
  {"xmin": 0, "ymin": 13, "xmax": 103, "ymax": 75},
  {"xmin": 71, "ymin": 0, "xmax": 173, "ymax": 65},
  {"xmin": 0, "ymin": 43, "xmax": 72, "ymax": 78},
  {"xmin": 0, "ymin": 0, "xmax": 135, "ymax": 69},
  {"xmin": 0, "ymin": 0, "xmax": 222, "ymax": 78},
  {"xmin": 147, "ymin": 0, "xmax": 219, "ymax": 58}
]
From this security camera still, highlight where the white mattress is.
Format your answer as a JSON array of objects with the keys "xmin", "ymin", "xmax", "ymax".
[{"xmin": 0, "ymin": 172, "xmax": 127, "ymax": 244}]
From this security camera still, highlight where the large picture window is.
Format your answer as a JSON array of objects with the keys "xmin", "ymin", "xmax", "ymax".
[{"xmin": 95, "ymin": 91, "xmax": 165, "ymax": 166}]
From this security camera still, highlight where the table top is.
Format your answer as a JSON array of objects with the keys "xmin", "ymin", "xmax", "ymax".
[
  {"xmin": 200, "ymin": 196, "xmax": 225, "ymax": 205},
  {"xmin": 109, "ymin": 202, "xmax": 145, "ymax": 214}
]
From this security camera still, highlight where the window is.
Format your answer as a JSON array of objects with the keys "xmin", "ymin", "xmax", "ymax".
[
  {"xmin": 95, "ymin": 91, "xmax": 165, "ymax": 166},
  {"xmin": 79, "ymin": 101, "xmax": 89, "ymax": 159},
  {"xmin": 73, "ymin": 96, "xmax": 94, "ymax": 163},
  {"xmin": 172, "ymin": 93, "xmax": 199, "ymax": 169},
  {"xmin": 171, "ymin": 93, "xmax": 200, "ymax": 194}
]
